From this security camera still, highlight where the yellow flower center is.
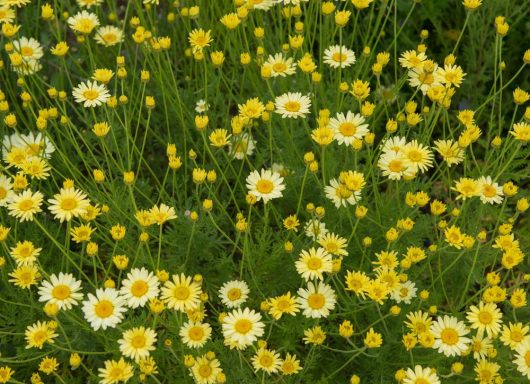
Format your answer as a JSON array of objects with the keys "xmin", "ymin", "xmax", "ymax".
[
  {"xmin": 409, "ymin": 56, "xmax": 421, "ymax": 66},
  {"xmin": 194, "ymin": 36, "xmax": 207, "ymax": 46},
  {"xmin": 256, "ymin": 179, "xmax": 274, "ymax": 194},
  {"xmin": 447, "ymin": 230, "xmax": 462, "ymax": 243},
  {"xmin": 383, "ymin": 276, "xmax": 395, "ymax": 287},
  {"xmin": 25, "ymin": 162, "xmax": 42, "ymax": 175},
  {"xmin": 83, "ymin": 89, "xmax": 99, "ymax": 100},
  {"xmin": 52, "ymin": 284, "xmax": 71, "ymax": 300},
  {"xmin": 418, "ymin": 72, "xmax": 434, "ymax": 84},
  {"xmin": 339, "ymin": 122, "xmax": 357, "ymax": 136},
  {"xmin": 103, "ymin": 33, "xmax": 117, "ymax": 43},
  {"xmin": 441, "ymin": 148, "xmax": 455, "ymax": 158},
  {"xmin": 77, "ymin": 20, "xmax": 95, "ymax": 34},
  {"xmin": 460, "ymin": 183, "xmax": 476, "ymax": 195},
  {"xmin": 19, "ymin": 199, "xmax": 34, "ymax": 211},
  {"xmin": 21, "ymin": 46, "xmax": 33, "ymax": 57},
  {"xmin": 505, "ymin": 255, "xmax": 515, "ymax": 265},
  {"xmin": 131, "ymin": 334, "xmax": 146, "ymax": 348},
  {"xmin": 0, "ymin": 187, "xmax": 6, "ymax": 199},
  {"xmin": 234, "ymin": 319, "xmax": 252, "ymax": 334},
  {"xmin": 307, "ymin": 293, "xmax": 325, "ymax": 309},
  {"xmin": 325, "ymin": 242, "xmax": 338, "ymax": 253},
  {"xmin": 259, "ymin": 355, "xmax": 273, "ymax": 367},
  {"xmin": 227, "ymin": 288, "xmax": 242, "ymax": 301},
  {"xmin": 94, "ymin": 300, "xmax": 114, "ymax": 318},
  {"xmin": 198, "ymin": 364, "xmax": 212, "ymax": 378},
  {"xmin": 131, "ymin": 280, "xmax": 148, "ymax": 297},
  {"xmin": 188, "ymin": 326, "xmax": 205, "ymax": 341},
  {"xmin": 499, "ymin": 239, "xmax": 512, "ymax": 248},
  {"xmin": 511, "ymin": 330, "xmax": 523, "ymax": 342},
  {"xmin": 272, "ymin": 63, "xmax": 287, "ymax": 72},
  {"xmin": 336, "ymin": 185, "xmax": 352, "ymax": 199},
  {"xmin": 472, "ymin": 340, "xmax": 483, "ymax": 352},
  {"xmin": 109, "ymin": 367, "xmax": 124, "ymax": 379},
  {"xmin": 76, "ymin": 228, "xmax": 90, "ymax": 239},
  {"xmin": 33, "ymin": 330, "xmax": 47, "ymax": 344},
  {"xmin": 440, "ymin": 328, "xmax": 459, "ymax": 345},
  {"xmin": 60, "ymin": 197, "xmax": 77, "ymax": 211},
  {"xmin": 276, "ymin": 298, "xmax": 290, "ymax": 311},
  {"xmin": 478, "ymin": 310, "xmax": 493, "ymax": 324},
  {"xmin": 348, "ymin": 278, "xmax": 362, "ymax": 291},
  {"xmin": 370, "ymin": 286, "xmax": 385, "ymax": 298},
  {"xmin": 243, "ymin": 107, "xmax": 257, "ymax": 117},
  {"xmin": 445, "ymin": 71, "xmax": 458, "ymax": 83},
  {"xmin": 19, "ymin": 271, "xmax": 33, "ymax": 284},
  {"xmin": 282, "ymin": 361, "xmax": 294, "ymax": 373},
  {"xmin": 18, "ymin": 245, "xmax": 32, "ymax": 258},
  {"xmin": 482, "ymin": 185, "xmax": 497, "ymax": 198},
  {"xmin": 388, "ymin": 159, "xmax": 404, "ymax": 173},
  {"xmin": 172, "ymin": 285, "xmax": 191, "ymax": 300},
  {"xmin": 27, "ymin": 143, "xmax": 42, "ymax": 156},
  {"xmin": 332, "ymin": 52, "xmax": 347, "ymax": 62},
  {"xmin": 284, "ymin": 101, "xmax": 301, "ymax": 112},
  {"xmin": 478, "ymin": 370, "xmax": 492, "ymax": 381},
  {"xmin": 284, "ymin": 218, "xmax": 296, "ymax": 228},
  {"xmin": 407, "ymin": 150, "xmax": 422, "ymax": 162},
  {"xmin": 307, "ymin": 257, "xmax": 322, "ymax": 270},
  {"xmin": 416, "ymin": 379, "xmax": 429, "ymax": 384}
]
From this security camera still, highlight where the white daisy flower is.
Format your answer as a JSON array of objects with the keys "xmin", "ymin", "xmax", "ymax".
[
  {"xmin": 195, "ymin": 99, "xmax": 209, "ymax": 113},
  {"xmin": 94, "ymin": 25, "xmax": 124, "ymax": 47},
  {"xmin": 304, "ymin": 219, "xmax": 328, "ymax": 240},
  {"xmin": 325, "ymin": 178, "xmax": 361, "ymax": 208},
  {"xmin": 229, "ymin": 133, "xmax": 255, "ymax": 160},
  {"xmin": 179, "ymin": 321, "xmax": 212, "ymax": 348},
  {"xmin": 0, "ymin": 174, "xmax": 14, "ymax": 207},
  {"xmin": 72, "ymin": 80, "xmax": 110, "ymax": 108},
  {"xmin": 219, "ymin": 280, "xmax": 250, "ymax": 308},
  {"xmin": 120, "ymin": 267, "xmax": 160, "ymax": 308},
  {"xmin": 390, "ymin": 280, "xmax": 417, "ymax": 304},
  {"xmin": 222, "ymin": 307, "xmax": 265, "ymax": 350},
  {"xmin": 263, "ymin": 53, "xmax": 296, "ymax": 77},
  {"xmin": 246, "ymin": 168, "xmax": 285, "ymax": 203},
  {"xmin": 477, "ymin": 176, "xmax": 504, "ymax": 205},
  {"xmin": 329, "ymin": 111, "xmax": 369, "ymax": 146},
  {"xmin": 13, "ymin": 37, "xmax": 44, "ymax": 62},
  {"xmin": 295, "ymin": 247, "xmax": 333, "ymax": 281},
  {"xmin": 82, "ymin": 288, "xmax": 127, "ymax": 330},
  {"xmin": 274, "ymin": 92, "xmax": 311, "ymax": 119},
  {"xmin": 323, "ymin": 45, "xmax": 356, "ymax": 69},
  {"xmin": 403, "ymin": 365, "xmax": 440, "ymax": 384},
  {"xmin": 38, "ymin": 272, "xmax": 84, "ymax": 310},
  {"xmin": 430, "ymin": 315, "xmax": 471, "ymax": 357},
  {"xmin": 297, "ymin": 281, "xmax": 336, "ymax": 318}
]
